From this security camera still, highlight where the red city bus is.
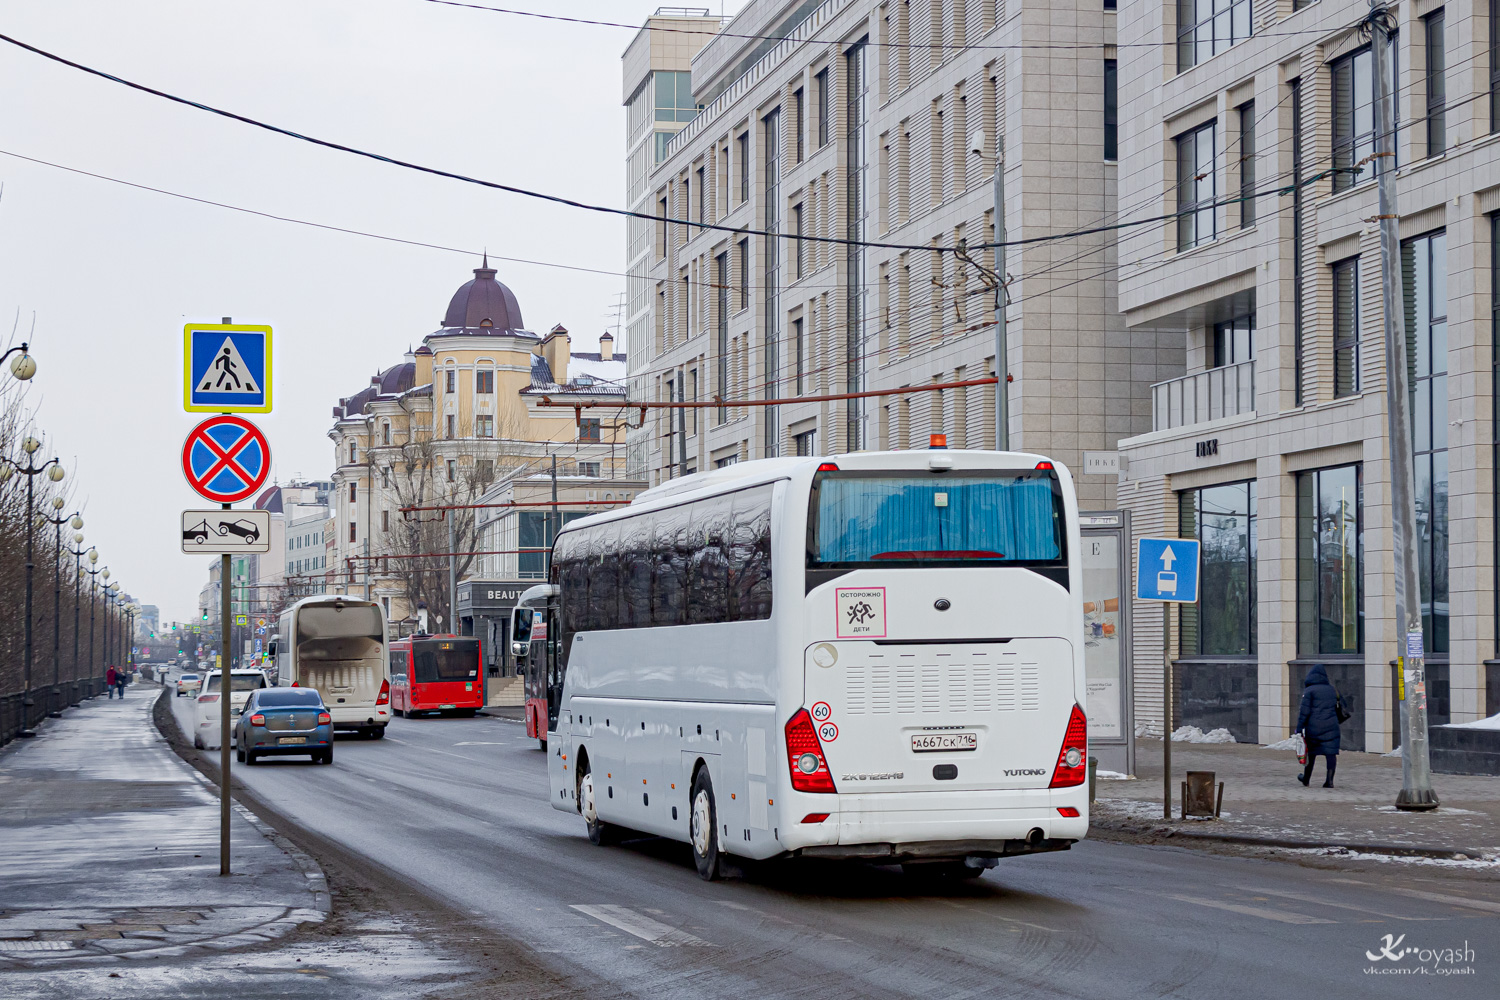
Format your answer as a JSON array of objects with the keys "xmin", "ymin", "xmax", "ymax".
[{"xmin": 389, "ymin": 635, "xmax": 484, "ymax": 717}]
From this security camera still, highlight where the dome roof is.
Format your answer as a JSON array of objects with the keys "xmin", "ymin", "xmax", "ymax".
[
  {"xmin": 376, "ymin": 362, "xmax": 416, "ymax": 395},
  {"xmin": 442, "ymin": 255, "xmax": 524, "ymax": 331}
]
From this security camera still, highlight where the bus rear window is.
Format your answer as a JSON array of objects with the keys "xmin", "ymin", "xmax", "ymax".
[
  {"xmin": 808, "ymin": 471, "xmax": 1065, "ymax": 567},
  {"xmin": 412, "ymin": 640, "xmax": 480, "ymax": 683}
]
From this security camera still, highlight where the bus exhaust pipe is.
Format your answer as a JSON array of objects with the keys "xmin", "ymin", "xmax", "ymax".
[{"xmin": 1026, "ymin": 828, "xmax": 1046, "ymax": 848}]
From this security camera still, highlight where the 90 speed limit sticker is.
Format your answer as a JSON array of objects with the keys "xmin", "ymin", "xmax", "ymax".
[
  {"xmin": 811, "ymin": 702, "xmax": 832, "ymax": 722},
  {"xmin": 818, "ymin": 721, "xmax": 839, "ymax": 742}
]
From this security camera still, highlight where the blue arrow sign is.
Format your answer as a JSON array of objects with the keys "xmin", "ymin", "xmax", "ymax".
[
  {"xmin": 1136, "ymin": 537, "xmax": 1200, "ymax": 603},
  {"xmin": 184, "ymin": 324, "xmax": 272, "ymax": 413}
]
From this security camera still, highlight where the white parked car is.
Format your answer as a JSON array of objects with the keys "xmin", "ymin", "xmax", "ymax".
[
  {"xmin": 192, "ymin": 669, "xmax": 269, "ymax": 749},
  {"xmin": 176, "ymin": 672, "xmax": 200, "ymax": 697}
]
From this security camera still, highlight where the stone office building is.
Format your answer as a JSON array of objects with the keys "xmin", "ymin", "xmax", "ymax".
[
  {"xmin": 623, "ymin": 0, "xmax": 1178, "ymax": 502},
  {"xmin": 1114, "ymin": 0, "xmax": 1500, "ymax": 748}
]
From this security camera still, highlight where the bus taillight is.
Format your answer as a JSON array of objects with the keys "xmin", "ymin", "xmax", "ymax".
[
  {"xmin": 1048, "ymin": 704, "xmax": 1088, "ymax": 788},
  {"xmin": 785, "ymin": 709, "xmax": 836, "ymax": 793},
  {"xmin": 376, "ymin": 678, "xmax": 390, "ymax": 706}
]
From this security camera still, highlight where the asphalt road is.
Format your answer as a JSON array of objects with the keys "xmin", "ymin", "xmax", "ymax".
[{"xmin": 167, "ymin": 694, "xmax": 1498, "ymax": 999}]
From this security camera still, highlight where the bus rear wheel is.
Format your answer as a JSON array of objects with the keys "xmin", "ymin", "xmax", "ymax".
[
  {"xmin": 690, "ymin": 769, "xmax": 725, "ymax": 881},
  {"xmin": 580, "ymin": 764, "xmax": 613, "ymax": 845}
]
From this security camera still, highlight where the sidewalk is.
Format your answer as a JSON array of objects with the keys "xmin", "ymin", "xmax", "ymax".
[
  {"xmin": 0, "ymin": 686, "xmax": 328, "ymax": 967},
  {"xmin": 1093, "ymin": 738, "xmax": 1500, "ymax": 860}
]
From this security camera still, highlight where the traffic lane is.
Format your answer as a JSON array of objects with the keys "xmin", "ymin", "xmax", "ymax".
[{"xmin": 169, "ymin": 703, "xmax": 1498, "ymax": 999}]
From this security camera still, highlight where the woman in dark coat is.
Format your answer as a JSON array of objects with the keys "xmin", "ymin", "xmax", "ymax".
[{"xmin": 1295, "ymin": 664, "xmax": 1343, "ymax": 787}]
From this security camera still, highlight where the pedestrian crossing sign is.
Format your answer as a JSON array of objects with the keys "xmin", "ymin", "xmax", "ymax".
[{"xmin": 184, "ymin": 323, "xmax": 272, "ymax": 413}]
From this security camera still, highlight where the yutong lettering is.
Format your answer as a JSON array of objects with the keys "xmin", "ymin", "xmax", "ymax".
[{"xmin": 1004, "ymin": 768, "xmax": 1047, "ymax": 776}]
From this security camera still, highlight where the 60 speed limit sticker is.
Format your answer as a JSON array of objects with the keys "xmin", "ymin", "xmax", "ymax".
[
  {"xmin": 818, "ymin": 721, "xmax": 839, "ymax": 742},
  {"xmin": 811, "ymin": 702, "xmax": 832, "ymax": 722}
]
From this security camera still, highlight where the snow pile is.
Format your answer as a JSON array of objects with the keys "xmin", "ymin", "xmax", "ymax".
[
  {"xmin": 1095, "ymin": 769, "xmax": 1135, "ymax": 780},
  {"xmin": 1135, "ymin": 720, "xmax": 1163, "ymax": 739},
  {"xmin": 1445, "ymin": 712, "xmax": 1500, "ymax": 731},
  {"xmin": 1171, "ymin": 725, "xmax": 1237, "ymax": 744},
  {"xmin": 1383, "ymin": 746, "xmax": 1403, "ymax": 757},
  {"xmin": 1264, "ymin": 736, "xmax": 1301, "ymax": 751}
]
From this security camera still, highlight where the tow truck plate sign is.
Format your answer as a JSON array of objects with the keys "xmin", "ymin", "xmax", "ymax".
[{"xmin": 180, "ymin": 509, "xmax": 272, "ymax": 554}]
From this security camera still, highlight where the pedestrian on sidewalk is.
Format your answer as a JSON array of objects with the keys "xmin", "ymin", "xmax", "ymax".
[
  {"xmin": 114, "ymin": 666, "xmax": 127, "ymax": 700},
  {"xmin": 106, "ymin": 665, "xmax": 118, "ymax": 699},
  {"xmin": 1295, "ymin": 664, "xmax": 1344, "ymax": 787}
]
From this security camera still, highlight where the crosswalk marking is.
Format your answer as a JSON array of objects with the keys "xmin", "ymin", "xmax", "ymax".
[
  {"xmin": 1240, "ymin": 886, "xmax": 1441, "ymax": 921},
  {"xmin": 1380, "ymin": 887, "xmax": 1500, "ymax": 916},
  {"xmin": 1168, "ymin": 894, "xmax": 1333, "ymax": 925},
  {"xmin": 570, "ymin": 905, "xmax": 715, "ymax": 947}
]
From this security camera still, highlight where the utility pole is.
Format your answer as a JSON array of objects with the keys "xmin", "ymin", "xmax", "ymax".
[
  {"xmin": 1370, "ymin": 3, "xmax": 1438, "ymax": 811},
  {"xmin": 993, "ymin": 134, "xmax": 1009, "ymax": 451}
]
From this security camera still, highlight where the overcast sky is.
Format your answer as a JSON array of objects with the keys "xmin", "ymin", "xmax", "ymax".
[{"xmin": 0, "ymin": 0, "xmax": 742, "ymax": 627}]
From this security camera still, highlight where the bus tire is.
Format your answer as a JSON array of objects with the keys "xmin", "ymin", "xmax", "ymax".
[
  {"xmin": 579, "ymin": 761, "xmax": 613, "ymax": 846},
  {"xmin": 690, "ymin": 768, "xmax": 725, "ymax": 881},
  {"xmin": 538, "ymin": 739, "xmax": 548, "ymax": 751},
  {"xmin": 371, "ymin": 726, "xmax": 386, "ymax": 740}
]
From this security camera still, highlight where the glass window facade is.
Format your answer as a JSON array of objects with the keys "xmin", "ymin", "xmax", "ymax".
[
  {"xmin": 1178, "ymin": 0, "xmax": 1252, "ymax": 73},
  {"xmin": 1331, "ymin": 38, "xmax": 1398, "ymax": 192},
  {"xmin": 1426, "ymin": 10, "xmax": 1446, "ymax": 156},
  {"xmin": 1297, "ymin": 465, "xmax": 1364, "ymax": 656},
  {"xmin": 1104, "ymin": 60, "xmax": 1118, "ymax": 161},
  {"xmin": 1179, "ymin": 482, "xmax": 1257, "ymax": 656},
  {"xmin": 1404, "ymin": 231, "xmax": 1449, "ymax": 653},
  {"xmin": 1176, "ymin": 121, "xmax": 1216, "ymax": 251},
  {"xmin": 1238, "ymin": 101, "xmax": 1255, "ymax": 227},
  {"xmin": 1212, "ymin": 313, "xmax": 1253, "ymax": 367},
  {"xmin": 654, "ymin": 71, "xmax": 698, "ymax": 123},
  {"xmin": 1333, "ymin": 257, "xmax": 1360, "ymax": 397}
]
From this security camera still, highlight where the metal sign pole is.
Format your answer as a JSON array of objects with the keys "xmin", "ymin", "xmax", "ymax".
[
  {"xmin": 219, "ymin": 545, "xmax": 231, "ymax": 876},
  {"xmin": 1163, "ymin": 602, "xmax": 1172, "ymax": 819}
]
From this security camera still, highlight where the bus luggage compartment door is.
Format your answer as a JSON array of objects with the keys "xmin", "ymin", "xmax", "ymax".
[
  {"xmin": 549, "ymin": 726, "xmax": 575, "ymax": 814},
  {"xmin": 804, "ymin": 639, "xmax": 1076, "ymax": 793}
]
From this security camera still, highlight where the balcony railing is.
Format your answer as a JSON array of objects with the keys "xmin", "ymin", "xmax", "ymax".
[{"xmin": 1152, "ymin": 361, "xmax": 1255, "ymax": 432}]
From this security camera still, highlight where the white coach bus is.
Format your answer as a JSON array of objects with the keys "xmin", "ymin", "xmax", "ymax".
[{"xmin": 527, "ymin": 447, "xmax": 1088, "ymax": 880}]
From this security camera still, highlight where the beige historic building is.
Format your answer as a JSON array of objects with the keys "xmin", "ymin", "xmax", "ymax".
[
  {"xmin": 1114, "ymin": 0, "xmax": 1500, "ymax": 748},
  {"xmin": 624, "ymin": 0, "xmax": 1177, "ymax": 502},
  {"xmin": 326, "ymin": 261, "xmax": 628, "ymax": 625}
]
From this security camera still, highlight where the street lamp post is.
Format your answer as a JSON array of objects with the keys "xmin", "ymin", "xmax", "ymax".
[
  {"xmin": 66, "ymin": 529, "xmax": 87, "ymax": 701},
  {"xmin": 0, "ymin": 437, "xmax": 65, "ymax": 737},
  {"xmin": 107, "ymin": 582, "xmax": 121, "ymax": 681},
  {"xmin": 41, "ymin": 500, "xmax": 83, "ymax": 717},
  {"xmin": 1, "ymin": 342, "xmax": 38, "ymax": 381},
  {"xmin": 85, "ymin": 553, "xmax": 101, "ymax": 693}
]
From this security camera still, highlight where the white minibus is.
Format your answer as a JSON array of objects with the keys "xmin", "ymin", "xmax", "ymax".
[
  {"xmin": 535, "ymin": 448, "xmax": 1088, "ymax": 880},
  {"xmin": 270, "ymin": 596, "xmax": 392, "ymax": 738}
]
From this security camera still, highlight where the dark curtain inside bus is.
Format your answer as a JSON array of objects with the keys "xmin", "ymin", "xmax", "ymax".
[
  {"xmin": 411, "ymin": 641, "xmax": 480, "ymax": 683},
  {"xmin": 810, "ymin": 473, "xmax": 1064, "ymax": 566}
]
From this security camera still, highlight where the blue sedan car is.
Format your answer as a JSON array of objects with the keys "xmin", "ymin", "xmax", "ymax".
[{"xmin": 234, "ymin": 688, "xmax": 334, "ymax": 765}]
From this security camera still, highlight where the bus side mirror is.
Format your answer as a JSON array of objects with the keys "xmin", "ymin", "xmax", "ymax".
[{"xmin": 511, "ymin": 640, "xmax": 528, "ymax": 658}]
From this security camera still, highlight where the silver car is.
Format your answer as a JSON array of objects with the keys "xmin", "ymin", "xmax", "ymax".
[{"xmin": 234, "ymin": 688, "xmax": 334, "ymax": 765}]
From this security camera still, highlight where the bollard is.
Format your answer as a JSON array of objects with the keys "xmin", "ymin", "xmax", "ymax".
[{"xmin": 1088, "ymin": 756, "xmax": 1098, "ymax": 804}]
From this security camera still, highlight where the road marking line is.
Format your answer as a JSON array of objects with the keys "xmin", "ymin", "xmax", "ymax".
[
  {"xmin": 1379, "ymin": 888, "xmax": 1500, "ymax": 916},
  {"xmin": 1168, "ymin": 894, "xmax": 1333, "ymax": 925},
  {"xmin": 713, "ymin": 901, "xmax": 851, "ymax": 941},
  {"xmin": 938, "ymin": 900, "xmax": 1062, "ymax": 933},
  {"xmin": 569, "ymin": 905, "xmax": 715, "ymax": 947},
  {"xmin": 1239, "ymin": 886, "xmax": 1442, "ymax": 921}
]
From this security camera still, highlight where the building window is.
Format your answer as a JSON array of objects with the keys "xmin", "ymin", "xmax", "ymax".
[
  {"xmin": 696, "ymin": 166, "xmax": 706, "ymax": 222},
  {"xmin": 815, "ymin": 68, "xmax": 830, "ymax": 147},
  {"xmin": 579, "ymin": 417, "xmax": 601, "ymax": 443},
  {"xmin": 793, "ymin": 317, "xmax": 805, "ymax": 394},
  {"xmin": 1426, "ymin": 10, "xmax": 1446, "ymax": 157},
  {"xmin": 475, "ymin": 370, "xmax": 493, "ymax": 394},
  {"xmin": 446, "ymin": 414, "xmax": 456, "ymax": 438},
  {"xmin": 715, "ymin": 455, "xmax": 738, "ymax": 468},
  {"xmin": 1238, "ymin": 101, "xmax": 1255, "ymax": 227},
  {"xmin": 381, "ymin": 467, "xmax": 390, "ymax": 488},
  {"xmin": 348, "ymin": 442, "xmax": 357, "ymax": 464},
  {"xmin": 844, "ymin": 38, "xmax": 869, "ymax": 452},
  {"xmin": 1212, "ymin": 313, "xmax": 1253, "ymax": 367},
  {"xmin": 382, "ymin": 510, "xmax": 390, "ymax": 532},
  {"xmin": 1404, "ymin": 230, "xmax": 1450, "ymax": 653},
  {"xmin": 1297, "ymin": 465, "xmax": 1363, "ymax": 655},
  {"xmin": 654, "ymin": 70, "xmax": 697, "ymax": 122},
  {"xmin": 447, "ymin": 459, "xmax": 457, "ymax": 483},
  {"xmin": 382, "ymin": 422, "xmax": 391, "ymax": 445},
  {"xmin": 445, "ymin": 369, "xmax": 455, "ymax": 393},
  {"xmin": 738, "ymin": 238, "xmax": 750, "ymax": 311},
  {"xmin": 578, "ymin": 461, "xmax": 601, "ymax": 477},
  {"xmin": 793, "ymin": 87, "xmax": 805, "ymax": 162},
  {"xmin": 349, "ymin": 522, "xmax": 357, "ymax": 543},
  {"xmin": 349, "ymin": 482, "xmax": 357, "ymax": 503},
  {"xmin": 1333, "ymin": 258, "xmax": 1360, "ymax": 396},
  {"xmin": 1103, "ymin": 60, "xmax": 1117, "ymax": 161},
  {"xmin": 476, "ymin": 414, "xmax": 494, "ymax": 437},
  {"xmin": 794, "ymin": 429, "xmax": 818, "ymax": 456},
  {"xmin": 793, "ymin": 203, "xmax": 805, "ymax": 278},
  {"xmin": 1176, "ymin": 121, "xmax": 1216, "ymax": 251},
  {"xmin": 477, "ymin": 459, "xmax": 494, "ymax": 480},
  {"xmin": 763, "ymin": 106, "xmax": 782, "ymax": 459},
  {"xmin": 1332, "ymin": 39, "xmax": 1397, "ymax": 192},
  {"xmin": 738, "ymin": 132, "xmax": 750, "ymax": 203},
  {"xmin": 1178, "ymin": 482, "xmax": 1256, "ymax": 656},
  {"xmin": 1291, "ymin": 78, "xmax": 1305, "ymax": 406},
  {"xmin": 1177, "ymin": 0, "xmax": 1252, "ymax": 73},
  {"xmin": 716, "ymin": 251, "xmax": 729, "ymax": 425}
]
